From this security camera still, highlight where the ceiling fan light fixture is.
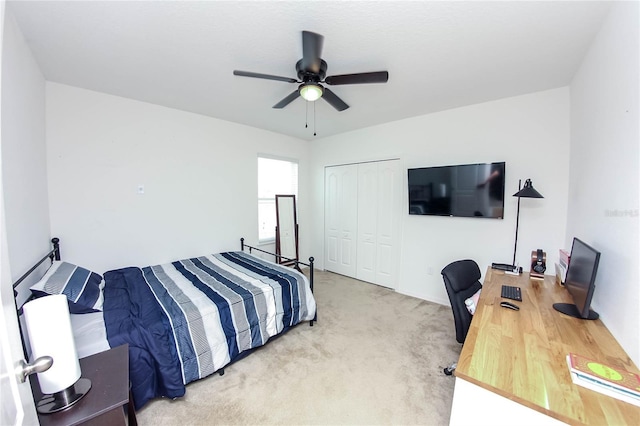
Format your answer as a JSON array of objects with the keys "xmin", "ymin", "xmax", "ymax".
[{"xmin": 299, "ymin": 84, "xmax": 323, "ymax": 102}]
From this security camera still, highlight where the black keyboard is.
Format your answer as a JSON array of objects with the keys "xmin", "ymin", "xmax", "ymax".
[{"xmin": 501, "ymin": 285, "xmax": 522, "ymax": 302}]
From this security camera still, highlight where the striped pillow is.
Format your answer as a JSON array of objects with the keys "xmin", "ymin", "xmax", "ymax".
[{"xmin": 30, "ymin": 261, "xmax": 104, "ymax": 313}]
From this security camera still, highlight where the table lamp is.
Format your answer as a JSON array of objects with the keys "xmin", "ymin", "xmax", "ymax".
[
  {"xmin": 23, "ymin": 294, "xmax": 91, "ymax": 413},
  {"xmin": 511, "ymin": 178, "xmax": 544, "ymax": 272}
]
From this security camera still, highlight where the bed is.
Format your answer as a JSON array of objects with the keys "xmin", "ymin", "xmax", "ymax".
[{"xmin": 14, "ymin": 238, "xmax": 316, "ymax": 410}]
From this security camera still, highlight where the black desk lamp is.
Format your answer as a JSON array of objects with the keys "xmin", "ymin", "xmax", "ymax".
[{"xmin": 512, "ymin": 179, "xmax": 544, "ymax": 269}]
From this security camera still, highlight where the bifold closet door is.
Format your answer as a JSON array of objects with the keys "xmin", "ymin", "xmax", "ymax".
[
  {"xmin": 356, "ymin": 160, "xmax": 401, "ymax": 288},
  {"xmin": 324, "ymin": 164, "xmax": 358, "ymax": 277},
  {"xmin": 355, "ymin": 163, "xmax": 377, "ymax": 283}
]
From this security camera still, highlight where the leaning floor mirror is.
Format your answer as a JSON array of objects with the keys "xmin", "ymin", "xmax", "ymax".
[{"xmin": 275, "ymin": 194, "xmax": 300, "ymax": 271}]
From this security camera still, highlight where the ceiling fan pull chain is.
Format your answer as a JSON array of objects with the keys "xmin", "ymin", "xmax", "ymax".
[
  {"xmin": 305, "ymin": 101, "xmax": 308, "ymax": 128},
  {"xmin": 313, "ymin": 102, "xmax": 317, "ymax": 136}
]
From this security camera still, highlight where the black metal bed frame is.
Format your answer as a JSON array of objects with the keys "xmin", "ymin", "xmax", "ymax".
[
  {"xmin": 12, "ymin": 237, "xmax": 316, "ymax": 381},
  {"xmin": 13, "ymin": 237, "xmax": 315, "ymax": 315}
]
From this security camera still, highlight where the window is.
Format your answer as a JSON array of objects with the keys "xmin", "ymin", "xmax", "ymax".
[{"xmin": 258, "ymin": 156, "xmax": 298, "ymax": 242}]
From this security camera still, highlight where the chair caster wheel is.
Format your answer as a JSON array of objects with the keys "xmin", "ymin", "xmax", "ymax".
[{"xmin": 443, "ymin": 366, "xmax": 454, "ymax": 376}]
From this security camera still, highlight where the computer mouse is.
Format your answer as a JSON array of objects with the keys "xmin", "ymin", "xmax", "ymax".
[{"xmin": 500, "ymin": 301, "xmax": 520, "ymax": 311}]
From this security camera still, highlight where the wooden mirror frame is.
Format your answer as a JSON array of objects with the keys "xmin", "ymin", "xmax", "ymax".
[{"xmin": 275, "ymin": 194, "xmax": 300, "ymax": 271}]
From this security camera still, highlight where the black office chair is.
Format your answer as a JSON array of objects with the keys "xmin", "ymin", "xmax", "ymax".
[{"xmin": 441, "ymin": 259, "xmax": 482, "ymax": 375}]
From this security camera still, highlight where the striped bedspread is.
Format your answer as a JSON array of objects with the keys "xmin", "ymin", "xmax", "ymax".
[
  {"xmin": 144, "ymin": 251, "xmax": 316, "ymax": 383},
  {"xmin": 103, "ymin": 251, "xmax": 316, "ymax": 409}
]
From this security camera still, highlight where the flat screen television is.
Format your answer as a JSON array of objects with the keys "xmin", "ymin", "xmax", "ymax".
[
  {"xmin": 553, "ymin": 238, "xmax": 601, "ymax": 320},
  {"xmin": 407, "ymin": 162, "xmax": 505, "ymax": 218}
]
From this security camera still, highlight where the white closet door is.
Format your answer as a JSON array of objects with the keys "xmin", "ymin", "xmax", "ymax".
[
  {"xmin": 356, "ymin": 160, "xmax": 401, "ymax": 288},
  {"xmin": 374, "ymin": 160, "xmax": 401, "ymax": 288},
  {"xmin": 356, "ymin": 163, "xmax": 378, "ymax": 283},
  {"xmin": 325, "ymin": 164, "xmax": 358, "ymax": 277}
]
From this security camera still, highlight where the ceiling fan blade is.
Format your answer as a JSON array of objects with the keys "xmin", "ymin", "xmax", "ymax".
[
  {"xmin": 273, "ymin": 90, "xmax": 300, "ymax": 109},
  {"xmin": 233, "ymin": 70, "xmax": 297, "ymax": 83},
  {"xmin": 322, "ymin": 88, "xmax": 349, "ymax": 111},
  {"xmin": 301, "ymin": 31, "xmax": 324, "ymax": 73},
  {"xmin": 325, "ymin": 71, "xmax": 389, "ymax": 85}
]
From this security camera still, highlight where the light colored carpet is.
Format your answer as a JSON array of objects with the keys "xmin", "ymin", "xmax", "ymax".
[{"xmin": 136, "ymin": 271, "xmax": 461, "ymax": 425}]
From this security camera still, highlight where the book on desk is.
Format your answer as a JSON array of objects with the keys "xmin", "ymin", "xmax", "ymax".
[{"xmin": 566, "ymin": 353, "xmax": 640, "ymax": 406}]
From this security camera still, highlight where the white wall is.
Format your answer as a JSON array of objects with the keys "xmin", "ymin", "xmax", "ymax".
[
  {"xmin": 0, "ymin": 7, "xmax": 46, "ymax": 424},
  {"xmin": 1, "ymin": 10, "xmax": 50, "ymax": 292},
  {"xmin": 311, "ymin": 88, "xmax": 570, "ymax": 305},
  {"xmin": 46, "ymin": 83, "xmax": 310, "ymax": 273},
  {"xmin": 569, "ymin": 2, "xmax": 639, "ymax": 365}
]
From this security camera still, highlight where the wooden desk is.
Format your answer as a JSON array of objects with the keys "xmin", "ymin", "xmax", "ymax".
[
  {"xmin": 31, "ymin": 344, "xmax": 136, "ymax": 426},
  {"xmin": 450, "ymin": 268, "xmax": 640, "ymax": 425}
]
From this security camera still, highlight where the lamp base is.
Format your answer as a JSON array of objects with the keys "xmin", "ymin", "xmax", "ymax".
[{"xmin": 37, "ymin": 377, "xmax": 91, "ymax": 414}]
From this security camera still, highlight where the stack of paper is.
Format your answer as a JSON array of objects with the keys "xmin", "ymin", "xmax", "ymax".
[
  {"xmin": 566, "ymin": 353, "xmax": 640, "ymax": 406},
  {"xmin": 555, "ymin": 263, "xmax": 567, "ymax": 286},
  {"xmin": 556, "ymin": 249, "xmax": 570, "ymax": 285},
  {"xmin": 559, "ymin": 249, "xmax": 570, "ymax": 268}
]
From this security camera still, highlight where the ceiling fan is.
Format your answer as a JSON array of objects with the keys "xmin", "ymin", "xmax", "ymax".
[{"xmin": 233, "ymin": 31, "xmax": 389, "ymax": 111}]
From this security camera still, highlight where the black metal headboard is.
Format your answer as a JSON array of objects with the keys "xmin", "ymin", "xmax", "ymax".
[
  {"xmin": 12, "ymin": 237, "xmax": 60, "ymax": 297},
  {"xmin": 13, "ymin": 238, "xmax": 60, "ymax": 317},
  {"xmin": 12, "ymin": 238, "xmax": 60, "ymax": 358}
]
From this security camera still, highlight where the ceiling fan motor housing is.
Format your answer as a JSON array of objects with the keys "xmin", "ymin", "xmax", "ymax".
[{"xmin": 296, "ymin": 59, "xmax": 327, "ymax": 83}]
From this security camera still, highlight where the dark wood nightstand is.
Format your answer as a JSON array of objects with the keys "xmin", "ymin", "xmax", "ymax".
[{"xmin": 31, "ymin": 344, "xmax": 137, "ymax": 426}]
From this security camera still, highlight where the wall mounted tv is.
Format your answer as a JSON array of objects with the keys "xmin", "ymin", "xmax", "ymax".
[{"xmin": 408, "ymin": 162, "xmax": 505, "ymax": 218}]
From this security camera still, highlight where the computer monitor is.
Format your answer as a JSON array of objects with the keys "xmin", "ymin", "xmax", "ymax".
[{"xmin": 553, "ymin": 238, "xmax": 601, "ymax": 320}]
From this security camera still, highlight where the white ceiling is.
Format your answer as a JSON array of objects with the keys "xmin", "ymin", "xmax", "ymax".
[{"xmin": 8, "ymin": 1, "xmax": 613, "ymax": 141}]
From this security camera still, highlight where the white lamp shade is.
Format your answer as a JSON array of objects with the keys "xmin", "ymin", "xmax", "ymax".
[
  {"xmin": 299, "ymin": 84, "xmax": 323, "ymax": 101},
  {"xmin": 23, "ymin": 294, "xmax": 81, "ymax": 394}
]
